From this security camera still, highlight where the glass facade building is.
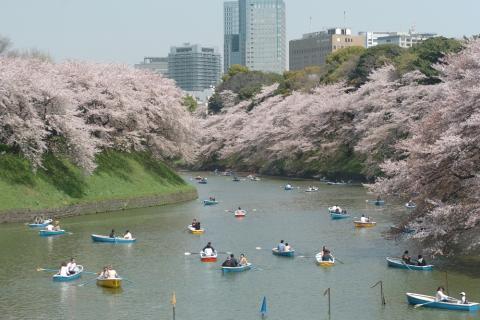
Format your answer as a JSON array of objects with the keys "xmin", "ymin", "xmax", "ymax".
[
  {"xmin": 168, "ymin": 43, "xmax": 221, "ymax": 92},
  {"xmin": 224, "ymin": 1, "xmax": 241, "ymax": 73},
  {"xmin": 236, "ymin": 0, "xmax": 286, "ymax": 74}
]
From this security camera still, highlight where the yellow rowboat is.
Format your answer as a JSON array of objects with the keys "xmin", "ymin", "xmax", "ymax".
[
  {"xmin": 188, "ymin": 225, "xmax": 205, "ymax": 235},
  {"xmin": 354, "ymin": 221, "xmax": 377, "ymax": 228},
  {"xmin": 315, "ymin": 252, "xmax": 335, "ymax": 267},
  {"xmin": 96, "ymin": 277, "xmax": 122, "ymax": 289}
]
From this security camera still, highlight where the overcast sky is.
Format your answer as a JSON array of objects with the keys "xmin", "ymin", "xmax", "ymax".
[{"xmin": 0, "ymin": 0, "xmax": 478, "ymax": 65}]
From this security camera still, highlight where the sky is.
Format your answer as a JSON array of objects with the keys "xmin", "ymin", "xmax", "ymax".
[{"xmin": 0, "ymin": 0, "xmax": 478, "ymax": 65}]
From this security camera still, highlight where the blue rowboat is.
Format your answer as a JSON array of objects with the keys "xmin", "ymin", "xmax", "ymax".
[
  {"xmin": 272, "ymin": 248, "xmax": 295, "ymax": 257},
  {"xmin": 405, "ymin": 203, "xmax": 416, "ymax": 209},
  {"xmin": 52, "ymin": 265, "xmax": 84, "ymax": 282},
  {"xmin": 368, "ymin": 199, "xmax": 385, "ymax": 206},
  {"xmin": 29, "ymin": 219, "xmax": 53, "ymax": 228},
  {"xmin": 39, "ymin": 229, "xmax": 66, "ymax": 236},
  {"xmin": 330, "ymin": 212, "xmax": 350, "ymax": 220},
  {"xmin": 198, "ymin": 179, "xmax": 207, "ymax": 184},
  {"xmin": 91, "ymin": 234, "xmax": 136, "ymax": 243},
  {"xmin": 222, "ymin": 263, "xmax": 252, "ymax": 273},
  {"xmin": 386, "ymin": 257, "xmax": 433, "ymax": 271},
  {"xmin": 406, "ymin": 293, "xmax": 480, "ymax": 311},
  {"xmin": 203, "ymin": 199, "xmax": 218, "ymax": 206}
]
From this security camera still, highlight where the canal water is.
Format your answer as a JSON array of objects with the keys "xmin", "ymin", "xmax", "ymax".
[{"xmin": 0, "ymin": 173, "xmax": 479, "ymax": 320}]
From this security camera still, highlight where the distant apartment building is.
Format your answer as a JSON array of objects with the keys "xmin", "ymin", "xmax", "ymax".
[
  {"xmin": 168, "ymin": 43, "xmax": 221, "ymax": 92},
  {"xmin": 359, "ymin": 31, "xmax": 437, "ymax": 48},
  {"xmin": 224, "ymin": 1, "xmax": 241, "ymax": 73},
  {"xmin": 232, "ymin": 0, "xmax": 286, "ymax": 74},
  {"xmin": 134, "ymin": 57, "xmax": 169, "ymax": 76},
  {"xmin": 289, "ymin": 28, "xmax": 365, "ymax": 71}
]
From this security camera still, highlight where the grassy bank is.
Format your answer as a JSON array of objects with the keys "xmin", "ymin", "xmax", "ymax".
[{"xmin": 0, "ymin": 150, "xmax": 196, "ymax": 213}]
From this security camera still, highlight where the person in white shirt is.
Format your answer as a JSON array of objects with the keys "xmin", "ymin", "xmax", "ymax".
[
  {"xmin": 107, "ymin": 265, "xmax": 118, "ymax": 278},
  {"xmin": 202, "ymin": 242, "xmax": 215, "ymax": 256},
  {"xmin": 459, "ymin": 292, "xmax": 469, "ymax": 304},
  {"xmin": 360, "ymin": 214, "xmax": 368, "ymax": 223},
  {"xmin": 66, "ymin": 258, "xmax": 78, "ymax": 275},
  {"xmin": 435, "ymin": 287, "xmax": 449, "ymax": 302},
  {"xmin": 58, "ymin": 262, "xmax": 69, "ymax": 277},
  {"xmin": 123, "ymin": 230, "xmax": 132, "ymax": 239},
  {"xmin": 284, "ymin": 243, "xmax": 291, "ymax": 252},
  {"xmin": 46, "ymin": 224, "xmax": 54, "ymax": 231}
]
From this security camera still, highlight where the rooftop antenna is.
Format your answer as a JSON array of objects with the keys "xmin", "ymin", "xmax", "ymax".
[
  {"xmin": 344, "ymin": 11, "xmax": 346, "ymax": 30},
  {"xmin": 309, "ymin": 16, "xmax": 312, "ymax": 33}
]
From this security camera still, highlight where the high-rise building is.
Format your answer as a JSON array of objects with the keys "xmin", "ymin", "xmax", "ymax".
[
  {"xmin": 224, "ymin": 1, "xmax": 241, "ymax": 73},
  {"xmin": 359, "ymin": 31, "xmax": 437, "ymax": 48},
  {"xmin": 236, "ymin": 0, "xmax": 286, "ymax": 74},
  {"xmin": 168, "ymin": 43, "xmax": 221, "ymax": 92},
  {"xmin": 134, "ymin": 57, "xmax": 169, "ymax": 76},
  {"xmin": 289, "ymin": 28, "xmax": 365, "ymax": 71}
]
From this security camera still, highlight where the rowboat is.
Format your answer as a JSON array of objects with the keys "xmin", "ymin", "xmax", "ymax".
[
  {"xmin": 222, "ymin": 263, "xmax": 252, "ymax": 273},
  {"xmin": 232, "ymin": 177, "xmax": 240, "ymax": 182},
  {"xmin": 315, "ymin": 252, "xmax": 335, "ymax": 267},
  {"xmin": 198, "ymin": 178, "xmax": 207, "ymax": 184},
  {"xmin": 234, "ymin": 210, "xmax": 246, "ymax": 217},
  {"xmin": 272, "ymin": 248, "xmax": 295, "ymax": 257},
  {"xmin": 187, "ymin": 225, "xmax": 205, "ymax": 234},
  {"xmin": 28, "ymin": 219, "xmax": 53, "ymax": 228},
  {"xmin": 200, "ymin": 251, "xmax": 218, "ymax": 262},
  {"xmin": 386, "ymin": 257, "xmax": 433, "ymax": 271},
  {"xmin": 354, "ymin": 221, "xmax": 376, "ymax": 228},
  {"xmin": 194, "ymin": 176, "xmax": 203, "ymax": 180},
  {"xmin": 305, "ymin": 187, "xmax": 319, "ymax": 192},
  {"xmin": 96, "ymin": 276, "xmax": 122, "ymax": 289},
  {"xmin": 367, "ymin": 199, "xmax": 385, "ymax": 206},
  {"xmin": 52, "ymin": 265, "xmax": 84, "ymax": 282},
  {"xmin": 405, "ymin": 203, "xmax": 416, "ymax": 209},
  {"xmin": 284, "ymin": 185, "xmax": 293, "ymax": 190},
  {"xmin": 91, "ymin": 234, "xmax": 136, "ymax": 243},
  {"xmin": 330, "ymin": 212, "xmax": 350, "ymax": 220},
  {"xmin": 406, "ymin": 293, "xmax": 480, "ymax": 311},
  {"xmin": 39, "ymin": 229, "xmax": 66, "ymax": 236},
  {"xmin": 203, "ymin": 199, "xmax": 218, "ymax": 206}
]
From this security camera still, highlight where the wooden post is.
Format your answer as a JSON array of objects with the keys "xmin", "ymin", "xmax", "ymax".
[
  {"xmin": 370, "ymin": 281, "xmax": 386, "ymax": 306},
  {"xmin": 171, "ymin": 292, "xmax": 176, "ymax": 320},
  {"xmin": 324, "ymin": 288, "xmax": 331, "ymax": 319}
]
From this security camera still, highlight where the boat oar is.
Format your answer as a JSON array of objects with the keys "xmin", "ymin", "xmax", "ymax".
[
  {"xmin": 414, "ymin": 300, "xmax": 436, "ymax": 309},
  {"xmin": 36, "ymin": 267, "xmax": 58, "ymax": 273},
  {"xmin": 334, "ymin": 258, "xmax": 345, "ymax": 264},
  {"xmin": 184, "ymin": 252, "xmax": 200, "ymax": 256},
  {"xmin": 78, "ymin": 277, "xmax": 98, "ymax": 287}
]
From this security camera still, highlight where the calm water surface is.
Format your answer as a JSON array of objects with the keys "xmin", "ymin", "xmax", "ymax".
[{"xmin": 0, "ymin": 173, "xmax": 479, "ymax": 320}]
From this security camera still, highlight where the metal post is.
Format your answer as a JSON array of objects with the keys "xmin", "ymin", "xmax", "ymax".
[
  {"xmin": 324, "ymin": 288, "xmax": 331, "ymax": 319},
  {"xmin": 370, "ymin": 281, "xmax": 386, "ymax": 306},
  {"xmin": 172, "ymin": 305, "xmax": 175, "ymax": 320},
  {"xmin": 445, "ymin": 272, "xmax": 449, "ymax": 295}
]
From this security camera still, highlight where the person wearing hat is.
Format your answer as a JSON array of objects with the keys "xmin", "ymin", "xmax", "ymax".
[{"xmin": 459, "ymin": 292, "xmax": 469, "ymax": 304}]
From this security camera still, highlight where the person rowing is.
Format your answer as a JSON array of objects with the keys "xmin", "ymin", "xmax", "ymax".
[
  {"xmin": 435, "ymin": 286, "xmax": 453, "ymax": 302},
  {"xmin": 53, "ymin": 221, "xmax": 61, "ymax": 231},
  {"xmin": 202, "ymin": 242, "xmax": 216, "ymax": 256},
  {"xmin": 46, "ymin": 224, "xmax": 54, "ymax": 231},
  {"xmin": 416, "ymin": 254, "xmax": 427, "ymax": 266},
  {"xmin": 321, "ymin": 246, "xmax": 333, "ymax": 261},
  {"xmin": 103, "ymin": 265, "xmax": 119, "ymax": 279},
  {"xmin": 360, "ymin": 214, "xmax": 369, "ymax": 223},
  {"xmin": 123, "ymin": 230, "xmax": 133, "ymax": 239},
  {"xmin": 109, "ymin": 229, "xmax": 115, "ymax": 238},
  {"xmin": 191, "ymin": 219, "xmax": 201, "ymax": 230},
  {"xmin": 222, "ymin": 254, "xmax": 238, "ymax": 267},
  {"xmin": 277, "ymin": 240, "xmax": 286, "ymax": 252},
  {"xmin": 66, "ymin": 258, "xmax": 79, "ymax": 275}
]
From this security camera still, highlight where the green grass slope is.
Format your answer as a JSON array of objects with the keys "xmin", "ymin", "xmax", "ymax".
[{"xmin": 0, "ymin": 150, "xmax": 195, "ymax": 212}]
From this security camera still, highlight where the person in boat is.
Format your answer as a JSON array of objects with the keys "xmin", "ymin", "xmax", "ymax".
[
  {"xmin": 46, "ymin": 224, "xmax": 54, "ymax": 231},
  {"xmin": 284, "ymin": 243, "xmax": 291, "ymax": 252},
  {"xmin": 202, "ymin": 242, "xmax": 215, "ymax": 256},
  {"xmin": 109, "ymin": 229, "xmax": 115, "ymax": 238},
  {"xmin": 123, "ymin": 230, "xmax": 133, "ymax": 239},
  {"xmin": 58, "ymin": 262, "xmax": 69, "ymax": 277},
  {"xmin": 277, "ymin": 240, "xmax": 286, "ymax": 252},
  {"xmin": 239, "ymin": 254, "xmax": 248, "ymax": 266},
  {"xmin": 459, "ymin": 292, "xmax": 469, "ymax": 304},
  {"xmin": 222, "ymin": 254, "xmax": 238, "ymax": 267},
  {"xmin": 107, "ymin": 265, "xmax": 119, "ymax": 279},
  {"xmin": 376, "ymin": 195, "xmax": 381, "ymax": 202},
  {"xmin": 416, "ymin": 254, "xmax": 426, "ymax": 266},
  {"xmin": 53, "ymin": 221, "xmax": 61, "ymax": 231},
  {"xmin": 341, "ymin": 209, "xmax": 347, "ymax": 215},
  {"xmin": 401, "ymin": 250, "xmax": 412, "ymax": 264},
  {"xmin": 66, "ymin": 258, "xmax": 78, "ymax": 275},
  {"xmin": 360, "ymin": 214, "xmax": 368, "ymax": 223},
  {"xmin": 321, "ymin": 246, "xmax": 333, "ymax": 261},
  {"xmin": 435, "ymin": 286, "xmax": 449, "ymax": 302},
  {"xmin": 99, "ymin": 266, "xmax": 109, "ymax": 278}
]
